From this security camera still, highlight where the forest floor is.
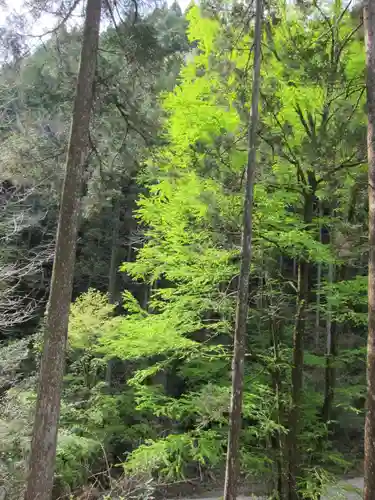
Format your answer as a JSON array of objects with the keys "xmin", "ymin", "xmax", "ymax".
[{"xmin": 170, "ymin": 477, "xmax": 363, "ymax": 499}]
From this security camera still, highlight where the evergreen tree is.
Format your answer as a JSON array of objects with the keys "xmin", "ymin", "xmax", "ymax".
[
  {"xmin": 364, "ymin": 0, "xmax": 375, "ymax": 497},
  {"xmin": 224, "ymin": 0, "xmax": 262, "ymax": 497},
  {"xmin": 25, "ymin": 0, "xmax": 101, "ymax": 497}
]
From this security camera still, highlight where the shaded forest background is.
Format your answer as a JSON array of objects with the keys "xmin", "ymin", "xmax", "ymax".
[{"xmin": 0, "ymin": 0, "xmax": 370, "ymax": 498}]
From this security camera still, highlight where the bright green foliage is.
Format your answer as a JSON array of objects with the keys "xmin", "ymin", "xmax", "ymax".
[
  {"xmin": 323, "ymin": 276, "xmax": 367, "ymax": 325},
  {"xmin": 96, "ymin": 0, "xmax": 366, "ymax": 489},
  {"xmin": 68, "ymin": 289, "xmax": 115, "ymax": 350},
  {"xmin": 0, "ymin": 0, "xmax": 370, "ymax": 497},
  {"xmin": 125, "ymin": 430, "xmax": 223, "ymax": 479},
  {"xmin": 99, "ymin": 309, "xmax": 199, "ymax": 359}
]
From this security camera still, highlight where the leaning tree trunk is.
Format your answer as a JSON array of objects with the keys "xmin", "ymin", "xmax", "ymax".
[
  {"xmin": 364, "ymin": 0, "xmax": 375, "ymax": 498},
  {"xmin": 223, "ymin": 1, "xmax": 263, "ymax": 498},
  {"xmin": 24, "ymin": 1, "xmax": 101, "ymax": 498}
]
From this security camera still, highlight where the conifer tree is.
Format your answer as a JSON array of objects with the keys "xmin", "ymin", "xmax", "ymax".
[
  {"xmin": 24, "ymin": 0, "xmax": 101, "ymax": 498},
  {"xmin": 364, "ymin": 0, "xmax": 375, "ymax": 497},
  {"xmin": 223, "ymin": 0, "xmax": 263, "ymax": 497}
]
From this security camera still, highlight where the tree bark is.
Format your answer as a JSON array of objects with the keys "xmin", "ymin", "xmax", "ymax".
[
  {"xmin": 364, "ymin": 0, "xmax": 375, "ymax": 498},
  {"xmin": 106, "ymin": 196, "xmax": 121, "ymax": 386},
  {"xmin": 322, "ymin": 263, "xmax": 336, "ymax": 424},
  {"xmin": 270, "ymin": 312, "xmax": 286, "ymax": 499},
  {"xmin": 24, "ymin": 1, "xmax": 101, "ymax": 499},
  {"xmin": 287, "ymin": 191, "xmax": 313, "ymax": 500},
  {"xmin": 108, "ymin": 196, "xmax": 121, "ymax": 305},
  {"xmin": 287, "ymin": 262, "xmax": 308, "ymax": 500},
  {"xmin": 315, "ymin": 203, "xmax": 323, "ymax": 348},
  {"xmin": 223, "ymin": 1, "xmax": 263, "ymax": 498}
]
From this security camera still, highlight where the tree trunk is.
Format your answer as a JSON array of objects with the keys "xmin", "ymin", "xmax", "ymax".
[
  {"xmin": 223, "ymin": 1, "xmax": 263, "ymax": 498},
  {"xmin": 270, "ymin": 312, "xmax": 286, "ymax": 499},
  {"xmin": 108, "ymin": 196, "xmax": 121, "ymax": 304},
  {"xmin": 315, "ymin": 203, "xmax": 323, "ymax": 348},
  {"xmin": 287, "ymin": 192, "xmax": 313, "ymax": 500},
  {"xmin": 315, "ymin": 261, "xmax": 321, "ymax": 346},
  {"xmin": 287, "ymin": 261, "xmax": 308, "ymax": 500},
  {"xmin": 364, "ymin": 0, "xmax": 375, "ymax": 497},
  {"xmin": 142, "ymin": 283, "xmax": 150, "ymax": 310},
  {"xmin": 322, "ymin": 263, "xmax": 336, "ymax": 424},
  {"xmin": 106, "ymin": 196, "xmax": 121, "ymax": 387},
  {"xmin": 24, "ymin": 1, "xmax": 101, "ymax": 498}
]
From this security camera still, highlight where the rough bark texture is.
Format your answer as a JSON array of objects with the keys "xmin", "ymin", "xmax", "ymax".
[
  {"xmin": 24, "ymin": 1, "xmax": 101, "ymax": 498},
  {"xmin": 223, "ymin": 1, "xmax": 262, "ymax": 498},
  {"xmin": 365, "ymin": 0, "xmax": 375, "ymax": 498}
]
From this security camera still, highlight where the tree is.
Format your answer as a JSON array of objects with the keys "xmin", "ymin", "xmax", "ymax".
[
  {"xmin": 0, "ymin": 0, "xmax": 371, "ymax": 498},
  {"xmin": 24, "ymin": 0, "xmax": 101, "ymax": 498},
  {"xmin": 223, "ymin": 0, "xmax": 263, "ymax": 497},
  {"xmin": 364, "ymin": 0, "xmax": 375, "ymax": 497}
]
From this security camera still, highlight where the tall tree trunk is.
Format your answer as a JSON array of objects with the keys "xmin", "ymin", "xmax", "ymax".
[
  {"xmin": 322, "ymin": 263, "xmax": 336, "ymax": 424},
  {"xmin": 108, "ymin": 196, "xmax": 121, "ymax": 304},
  {"xmin": 315, "ymin": 203, "xmax": 322, "ymax": 348},
  {"xmin": 223, "ymin": 1, "xmax": 263, "ymax": 498},
  {"xmin": 24, "ymin": 1, "xmax": 101, "ymax": 498},
  {"xmin": 287, "ymin": 261, "xmax": 308, "ymax": 500},
  {"xmin": 270, "ymin": 311, "xmax": 285, "ymax": 499},
  {"xmin": 364, "ymin": 0, "xmax": 375, "ymax": 497},
  {"xmin": 106, "ymin": 196, "xmax": 121, "ymax": 386},
  {"xmin": 315, "ymin": 261, "xmax": 321, "ymax": 346},
  {"xmin": 287, "ymin": 192, "xmax": 313, "ymax": 500},
  {"xmin": 142, "ymin": 283, "xmax": 150, "ymax": 310}
]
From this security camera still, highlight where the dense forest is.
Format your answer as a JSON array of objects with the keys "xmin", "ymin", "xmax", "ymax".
[{"xmin": 0, "ymin": 0, "xmax": 374, "ymax": 498}]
